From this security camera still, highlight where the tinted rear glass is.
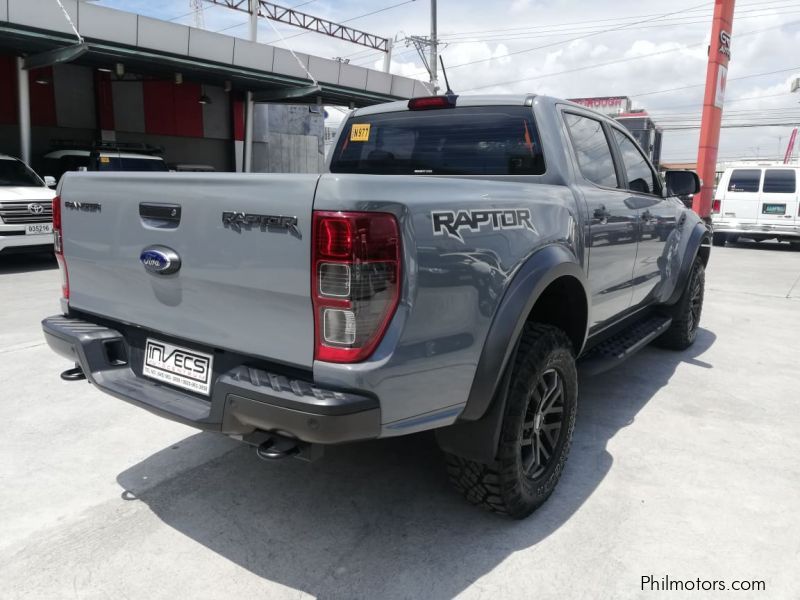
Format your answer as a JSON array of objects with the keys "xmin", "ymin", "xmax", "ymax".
[
  {"xmin": 330, "ymin": 106, "xmax": 545, "ymax": 176},
  {"xmin": 762, "ymin": 169, "xmax": 796, "ymax": 194},
  {"xmin": 728, "ymin": 169, "xmax": 761, "ymax": 192}
]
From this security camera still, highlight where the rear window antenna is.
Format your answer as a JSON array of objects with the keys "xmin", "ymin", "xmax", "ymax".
[{"xmin": 439, "ymin": 56, "xmax": 455, "ymax": 97}]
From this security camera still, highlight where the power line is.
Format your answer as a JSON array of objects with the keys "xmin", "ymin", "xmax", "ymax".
[
  {"xmin": 662, "ymin": 122, "xmax": 800, "ymax": 130},
  {"xmin": 646, "ymin": 92, "xmax": 794, "ymax": 112},
  {"xmin": 461, "ymin": 19, "xmax": 800, "ymax": 93},
  {"xmin": 438, "ymin": 3, "xmax": 800, "ymax": 42},
  {"xmin": 434, "ymin": 0, "xmax": 790, "ymax": 39},
  {"xmin": 442, "ymin": 10, "xmax": 800, "ymax": 45},
  {"xmin": 649, "ymin": 110, "xmax": 800, "ymax": 120},
  {"xmin": 404, "ymin": 0, "xmax": 716, "ymax": 78},
  {"xmin": 341, "ymin": 1, "xmax": 766, "ymax": 64},
  {"xmin": 629, "ymin": 65, "xmax": 800, "ymax": 99}
]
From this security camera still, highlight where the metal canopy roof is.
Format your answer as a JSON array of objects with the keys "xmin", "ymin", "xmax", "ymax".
[{"xmin": 0, "ymin": 0, "xmax": 431, "ymax": 107}]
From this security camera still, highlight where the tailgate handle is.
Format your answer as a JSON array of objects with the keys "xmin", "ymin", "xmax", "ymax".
[{"xmin": 140, "ymin": 203, "xmax": 181, "ymax": 228}]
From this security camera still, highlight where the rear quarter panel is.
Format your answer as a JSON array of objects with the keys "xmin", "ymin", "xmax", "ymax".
[{"xmin": 312, "ymin": 174, "xmax": 583, "ymax": 430}]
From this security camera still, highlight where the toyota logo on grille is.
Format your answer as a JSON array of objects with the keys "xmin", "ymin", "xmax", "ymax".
[{"xmin": 27, "ymin": 203, "xmax": 45, "ymax": 215}]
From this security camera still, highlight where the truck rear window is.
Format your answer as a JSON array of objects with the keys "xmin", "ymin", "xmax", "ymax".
[{"xmin": 330, "ymin": 106, "xmax": 545, "ymax": 176}]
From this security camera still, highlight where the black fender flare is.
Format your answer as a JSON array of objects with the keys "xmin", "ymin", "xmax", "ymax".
[
  {"xmin": 436, "ymin": 244, "xmax": 589, "ymax": 463},
  {"xmin": 665, "ymin": 221, "xmax": 712, "ymax": 306}
]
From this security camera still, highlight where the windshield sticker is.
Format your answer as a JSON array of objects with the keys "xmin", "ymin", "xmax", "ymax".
[
  {"xmin": 431, "ymin": 208, "xmax": 538, "ymax": 242},
  {"xmin": 350, "ymin": 123, "xmax": 371, "ymax": 142},
  {"xmin": 99, "ymin": 156, "xmax": 110, "ymax": 164}
]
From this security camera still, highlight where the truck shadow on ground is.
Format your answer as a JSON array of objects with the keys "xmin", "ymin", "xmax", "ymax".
[
  {"xmin": 0, "ymin": 251, "xmax": 56, "ymax": 274},
  {"xmin": 117, "ymin": 328, "xmax": 716, "ymax": 598}
]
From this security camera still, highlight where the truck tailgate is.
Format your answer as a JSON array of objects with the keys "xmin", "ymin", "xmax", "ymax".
[{"xmin": 59, "ymin": 173, "xmax": 317, "ymax": 368}]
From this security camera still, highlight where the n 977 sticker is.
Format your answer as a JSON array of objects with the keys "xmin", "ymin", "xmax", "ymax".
[{"xmin": 350, "ymin": 123, "xmax": 371, "ymax": 142}]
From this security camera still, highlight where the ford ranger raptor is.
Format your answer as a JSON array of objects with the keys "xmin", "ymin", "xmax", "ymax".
[{"xmin": 42, "ymin": 94, "xmax": 710, "ymax": 518}]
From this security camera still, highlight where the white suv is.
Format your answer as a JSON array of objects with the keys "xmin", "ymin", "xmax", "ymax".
[
  {"xmin": 0, "ymin": 155, "xmax": 56, "ymax": 255},
  {"xmin": 712, "ymin": 165, "xmax": 799, "ymax": 246}
]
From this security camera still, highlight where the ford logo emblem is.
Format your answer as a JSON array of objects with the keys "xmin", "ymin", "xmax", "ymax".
[{"xmin": 140, "ymin": 246, "xmax": 181, "ymax": 275}]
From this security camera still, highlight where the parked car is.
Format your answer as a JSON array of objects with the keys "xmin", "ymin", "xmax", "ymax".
[
  {"xmin": 42, "ymin": 94, "xmax": 710, "ymax": 518},
  {"xmin": 712, "ymin": 165, "xmax": 799, "ymax": 246},
  {"xmin": 0, "ymin": 154, "xmax": 56, "ymax": 255},
  {"xmin": 42, "ymin": 146, "xmax": 168, "ymax": 182}
]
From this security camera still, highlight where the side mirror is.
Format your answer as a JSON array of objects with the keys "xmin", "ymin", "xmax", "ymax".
[
  {"xmin": 665, "ymin": 170, "xmax": 701, "ymax": 197},
  {"xmin": 43, "ymin": 175, "xmax": 57, "ymax": 188}
]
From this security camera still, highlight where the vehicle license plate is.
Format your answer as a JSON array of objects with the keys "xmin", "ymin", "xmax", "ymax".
[
  {"xmin": 143, "ymin": 338, "xmax": 214, "ymax": 396},
  {"xmin": 26, "ymin": 223, "xmax": 52, "ymax": 235},
  {"xmin": 762, "ymin": 204, "xmax": 786, "ymax": 215}
]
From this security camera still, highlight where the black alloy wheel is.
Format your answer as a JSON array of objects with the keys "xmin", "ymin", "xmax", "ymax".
[{"xmin": 520, "ymin": 368, "xmax": 565, "ymax": 480}]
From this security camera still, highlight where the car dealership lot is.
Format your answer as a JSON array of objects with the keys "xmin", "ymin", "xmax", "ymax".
[{"xmin": 1, "ymin": 243, "xmax": 799, "ymax": 600}]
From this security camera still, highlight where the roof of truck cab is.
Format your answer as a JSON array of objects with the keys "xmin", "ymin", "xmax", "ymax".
[{"xmin": 349, "ymin": 94, "xmax": 608, "ymax": 118}]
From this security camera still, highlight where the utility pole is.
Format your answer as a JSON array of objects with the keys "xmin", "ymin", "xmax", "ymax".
[
  {"xmin": 189, "ymin": 0, "xmax": 205, "ymax": 29},
  {"xmin": 243, "ymin": 0, "xmax": 258, "ymax": 173},
  {"xmin": 16, "ymin": 57, "xmax": 30, "ymax": 164},
  {"xmin": 430, "ymin": 0, "xmax": 438, "ymax": 93},
  {"xmin": 249, "ymin": 0, "xmax": 258, "ymax": 41},
  {"xmin": 406, "ymin": 1, "xmax": 439, "ymax": 93},
  {"xmin": 693, "ymin": 0, "xmax": 735, "ymax": 220},
  {"xmin": 383, "ymin": 38, "xmax": 393, "ymax": 73}
]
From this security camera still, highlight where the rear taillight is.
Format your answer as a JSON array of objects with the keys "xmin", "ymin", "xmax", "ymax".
[
  {"xmin": 52, "ymin": 196, "xmax": 69, "ymax": 300},
  {"xmin": 312, "ymin": 211, "xmax": 401, "ymax": 363},
  {"xmin": 712, "ymin": 199, "xmax": 721, "ymax": 214}
]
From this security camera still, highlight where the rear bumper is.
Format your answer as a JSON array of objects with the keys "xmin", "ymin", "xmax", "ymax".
[
  {"xmin": 42, "ymin": 315, "xmax": 380, "ymax": 444},
  {"xmin": 712, "ymin": 220, "xmax": 800, "ymax": 239}
]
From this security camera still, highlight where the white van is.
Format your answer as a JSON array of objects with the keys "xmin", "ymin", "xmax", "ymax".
[{"xmin": 712, "ymin": 165, "xmax": 799, "ymax": 246}]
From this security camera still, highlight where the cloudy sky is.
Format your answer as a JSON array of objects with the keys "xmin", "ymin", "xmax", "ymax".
[{"xmin": 95, "ymin": 0, "xmax": 800, "ymax": 162}]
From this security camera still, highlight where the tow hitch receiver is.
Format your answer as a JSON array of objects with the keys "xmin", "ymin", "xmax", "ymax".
[{"xmin": 244, "ymin": 431, "xmax": 324, "ymax": 462}]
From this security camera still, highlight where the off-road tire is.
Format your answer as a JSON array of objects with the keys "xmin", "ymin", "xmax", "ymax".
[
  {"xmin": 445, "ymin": 323, "xmax": 578, "ymax": 519},
  {"xmin": 712, "ymin": 232, "xmax": 727, "ymax": 247},
  {"xmin": 655, "ymin": 257, "xmax": 705, "ymax": 350}
]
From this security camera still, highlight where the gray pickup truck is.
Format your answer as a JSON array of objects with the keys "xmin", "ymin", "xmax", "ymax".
[{"xmin": 43, "ymin": 94, "xmax": 710, "ymax": 519}]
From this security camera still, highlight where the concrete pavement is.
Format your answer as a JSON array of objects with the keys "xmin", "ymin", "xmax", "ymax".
[{"xmin": 1, "ymin": 242, "xmax": 798, "ymax": 599}]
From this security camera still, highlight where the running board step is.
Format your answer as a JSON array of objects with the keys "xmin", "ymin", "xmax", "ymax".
[{"xmin": 579, "ymin": 314, "xmax": 672, "ymax": 376}]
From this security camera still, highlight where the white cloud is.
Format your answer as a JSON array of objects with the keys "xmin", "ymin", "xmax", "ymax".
[{"xmin": 510, "ymin": 0, "xmax": 533, "ymax": 14}]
